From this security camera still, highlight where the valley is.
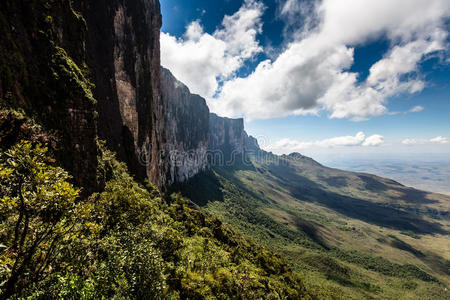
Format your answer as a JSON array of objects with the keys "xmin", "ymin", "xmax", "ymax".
[{"xmin": 178, "ymin": 151, "xmax": 450, "ymax": 299}]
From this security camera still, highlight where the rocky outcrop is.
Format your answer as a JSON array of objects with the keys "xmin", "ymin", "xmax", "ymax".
[
  {"xmin": 284, "ymin": 152, "xmax": 323, "ymax": 166},
  {"xmin": 245, "ymin": 133, "xmax": 260, "ymax": 152},
  {"xmin": 208, "ymin": 113, "xmax": 265, "ymax": 166},
  {"xmin": 161, "ymin": 67, "xmax": 209, "ymax": 184},
  {"xmin": 75, "ymin": 0, "xmax": 167, "ymax": 187}
]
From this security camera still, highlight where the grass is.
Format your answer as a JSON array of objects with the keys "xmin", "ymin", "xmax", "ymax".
[{"xmin": 176, "ymin": 153, "xmax": 450, "ymax": 299}]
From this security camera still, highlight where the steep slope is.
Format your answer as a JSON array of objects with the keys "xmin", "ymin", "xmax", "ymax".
[
  {"xmin": 0, "ymin": 121, "xmax": 312, "ymax": 298},
  {"xmin": 0, "ymin": 1, "xmax": 315, "ymax": 298},
  {"xmin": 2, "ymin": 0, "xmax": 448, "ymax": 299},
  {"xmin": 161, "ymin": 67, "xmax": 209, "ymax": 184},
  {"xmin": 179, "ymin": 142, "xmax": 450, "ymax": 299},
  {"xmin": 0, "ymin": 0, "xmax": 212, "ymax": 189},
  {"xmin": 209, "ymin": 113, "xmax": 245, "ymax": 156},
  {"xmin": 74, "ymin": 0, "xmax": 167, "ymax": 187}
]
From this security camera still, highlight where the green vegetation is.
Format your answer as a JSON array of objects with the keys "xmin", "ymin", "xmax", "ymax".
[
  {"xmin": 0, "ymin": 133, "xmax": 312, "ymax": 298},
  {"xmin": 1, "ymin": 107, "xmax": 447, "ymax": 299},
  {"xmin": 50, "ymin": 46, "xmax": 96, "ymax": 105},
  {"xmin": 400, "ymin": 231, "xmax": 421, "ymax": 239},
  {"xmin": 331, "ymin": 250, "xmax": 435, "ymax": 282},
  {"xmin": 0, "ymin": 142, "xmax": 81, "ymax": 298},
  {"xmin": 1, "ymin": 2, "xmax": 449, "ymax": 298},
  {"xmin": 177, "ymin": 157, "xmax": 450, "ymax": 299}
]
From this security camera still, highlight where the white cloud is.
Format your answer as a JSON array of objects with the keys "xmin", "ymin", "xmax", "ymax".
[
  {"xmin": 281, "ymin": 0, "xmax": 301, "ymax": 16},
  {"xmin": 430, "ymin": 136, "xmax": 449, "ymax": 144},
  {"xmin": 389, "ymin": 105, "xmax": 425, "ymax": 115},
  {"xmin": 208, "ymin": 0, "xmax": 449, "ymax": 120},
  {"xmin": 265, "ymin": 132, "xmax": 385, "ymax": 153},
  {"xmin": 409, "ymin": 106, "xmax": 424, "ymax": 113},
  {"xmin": 160, "ymin": 0, "xmax": 265, "ymax": 97},
  {"xmin": 402, "ymin": 136, "xmax": 449, "ymax": 145},
  {"xmin": 362, "ymin": 135, "xmax": 385, "ymax": 147},
  {"xmin": 279, "ymin": 0, "xmax": 318, "ymax": 39},
  {"xmin": 402, "ymin": 138, "xmax": 422, "ymax": 145}
]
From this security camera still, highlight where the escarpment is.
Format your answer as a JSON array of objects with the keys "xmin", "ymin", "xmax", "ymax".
[
  {"xmin": 0, "ymin": 0, "xmax": 257, "ymax": 189},
  {"xmin": 209, "ymin": 113, "xmax": 245, "ymax": 156},
  {"xmin": 161, "ymin": 67, "xmax": 209, "ymax": 184},
  {"xmin": 75, "ymin": 0, "xmax": 167, "ymax": 187},
  {"xmin": 1, "ymin": 0, "xmax": 168, "ymax": 189},
  {"xmin": 245, "ymin": 132, "xmax": 261, "ymax": 152}
]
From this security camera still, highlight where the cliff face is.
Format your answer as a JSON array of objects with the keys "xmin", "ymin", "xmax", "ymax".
[
  {"xmin": 245, "ymin": 133, "xmax": 261, "ymax": 152},
  {"xmin": 208, "ymin": 113, "xmax": 264, "ymax": 166},
  {"xmin": 209, "ymin": 113, "xmax": 245, "ymax": 165},
  {"xmin": 0, "ymin": 0, "xmax": 98, "ymax": 190},
  {"xmin": 0, "ymin": 0, "xmax": 254, "ymax": 188},
  {"xmin": 1, "ymin": 0, "xmax": 168, "ymax": 188},
  {"xmin": 161, "ymin": 67, "xmax": 209, "ymax": 184},
  {"xmin": 75, "ymin": 0, "xmax": 166, "ymax": 187}
]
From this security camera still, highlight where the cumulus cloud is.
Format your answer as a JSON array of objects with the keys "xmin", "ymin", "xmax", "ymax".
[
  {"xmin": 362, "ymin": 134, "xmax": 385, "ymax": 147},
  {"xmin": 430, "ymin": 136, "xmax": 449, "ymax": 144},
  {"xmin": 265, "ymin": 132, "xmax": 384, "ymax": 153},
  {"xmin": 208, "ymin": 0, "xmax": 449, "ymax": 120},
  {"xmin": 161, "ymin": 0, "xmax": 265, "ymax": 97}
]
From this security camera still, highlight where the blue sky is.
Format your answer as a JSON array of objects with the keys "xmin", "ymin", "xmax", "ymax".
[{"xmin": 160, "ymin": 0, "xmax": 450, "ymax": 161}]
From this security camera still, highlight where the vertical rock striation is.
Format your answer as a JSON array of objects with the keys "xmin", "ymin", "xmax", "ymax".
[
  {"xmin": 208, "ymin": 113, "xmax": 263, "ymax": 166},
  {"xmin": 75, "ymin": 0, "xmax": 167, "ymax": 187},
  {"xmin": 161, "ymin": 67, "xmax": 209, "ymax": 184},
  {"xmin": 1, "ymin": 0, "xmax": 168, "ymax": 188},
  {"xmin": 1, "ymin": 0, "xmax": 260, "ymax": 188},
  {"xmin": 209, "ymin": 113, "xmax": 246, "ymax": 166}
]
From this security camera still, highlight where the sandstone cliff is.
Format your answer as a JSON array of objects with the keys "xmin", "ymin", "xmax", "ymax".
[
  {"xmin": 0, "ymin": 0, "xmax": 258, "ymax": 189},
  {"xmin": 245, "ymin": 132, "xmax": 261, "ymax": 152},
  {"xmin": 75, "ymin": 0, "xmax": 166, "ymax": 187},
  {"xmin": 161, "ymin": 67, "xmax": 209, "ymax": 184},
  {"xmin": 1, "ymin": 0, "xmax": 167, "ymax": 189},
  {"xmin": 208, "ymin": 113, "xmax": 264, "ymax": 166},
  {"xmin": 208, "ymin": 113, "xmax": 245, "ymax": 166}
]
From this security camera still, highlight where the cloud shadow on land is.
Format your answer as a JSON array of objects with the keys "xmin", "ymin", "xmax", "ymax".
[
  {"xmin": 266, "ymin": 163, "xmax": 448, "ymax": 235},
  {"xmin": 357, "ymin": 174, "xmax": 440, "ymax": 205}
]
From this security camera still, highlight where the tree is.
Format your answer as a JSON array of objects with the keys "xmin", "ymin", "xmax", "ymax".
[{"xmin": 0, "ymin": 141, "xmax": 82, "ymax": 299}]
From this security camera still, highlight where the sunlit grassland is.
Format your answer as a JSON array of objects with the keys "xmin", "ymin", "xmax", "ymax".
[{"xmin": 177, "ymin": 153, "xmax": 450, "ymax": 299}]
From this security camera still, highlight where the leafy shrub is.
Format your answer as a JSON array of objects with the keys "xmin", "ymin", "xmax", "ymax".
[
  {"xmin": 0, "ymin": 139, "xmax": 312, "ymax": 299},
  {"xmin": 0, "ymin": 141, "xmax": 82, "ymax": 298}
]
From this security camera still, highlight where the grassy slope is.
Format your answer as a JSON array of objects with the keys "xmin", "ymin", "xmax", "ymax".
[
  {"xmin": 178, "ymin": 153, "xmax": 450, "ymax": 299},
  {"xmin": 0, "ymin": 109, "xmax": 315, "ymax": 299}
]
